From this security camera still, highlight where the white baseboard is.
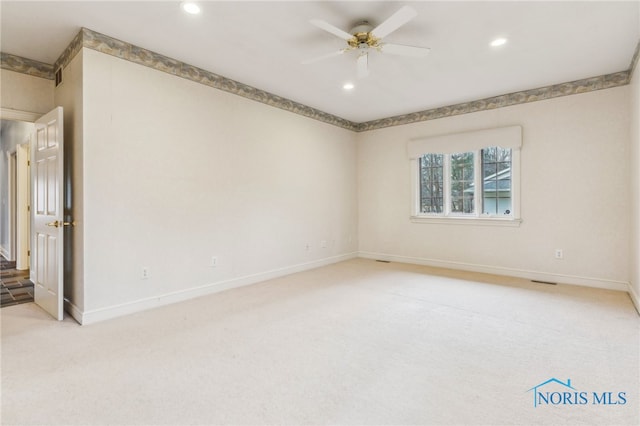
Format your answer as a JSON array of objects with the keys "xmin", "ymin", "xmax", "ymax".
[
  {"xmin": 76, "ymin": 252, "xmax": 358, "ymax": 325},
  {"xmin": 64, "ymin": 299, "xmax": 84, "ymax": 324},
  {"xmin": 358, "ymin": 251, "xmax": 630, "ymax": 292},
  {"xmin": 628, "ymin": 284, "xmax": 640, "ymax": 315},
  {"xmin": 61, "ymin": 251, "xmax": 639, "ymax": 324}
]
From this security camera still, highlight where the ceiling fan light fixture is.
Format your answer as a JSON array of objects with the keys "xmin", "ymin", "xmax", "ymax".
[
  {"xmin": 490, "ymin": 37, "xmax": 507, "ymax": 47},
  {"xmin": 181, "ymin": 2, "xmax": 201, "ymax": 15},
  {"xmin": 343, "ymin": 82, "xmax": 355, "ymax": 90}
]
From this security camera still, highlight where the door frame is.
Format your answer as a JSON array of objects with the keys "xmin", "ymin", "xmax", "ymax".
[
  {"xmin": 1, "ymin": 109, "xmax": 42, "ymax": 122},
  {"xmin": 6, "ymin": 150, "xmax": 17, "ymax": 261},
  {"xmin": 16, "ymin": 142, "xmax": 31, "ymax": 270}
]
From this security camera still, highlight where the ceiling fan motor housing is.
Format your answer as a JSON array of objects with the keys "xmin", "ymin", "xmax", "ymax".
[{"xmin": 348, "ymin": 21, "xmax": 379, "ymax": 49}]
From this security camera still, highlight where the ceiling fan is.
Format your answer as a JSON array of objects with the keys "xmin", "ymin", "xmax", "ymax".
[{"xmin": 303, "ymin": 5, "xmax": 430, "ymax": 79}]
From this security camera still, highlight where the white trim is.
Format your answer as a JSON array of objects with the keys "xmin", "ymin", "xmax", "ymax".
[
  {"xmin": 410, "ymin": 160, "xmax": 420, "ymax": 215},
  {"xmin": 6, "ymin": 151, "xmax": 16, "ymax": 261},
  {"xmin": 410, "ymin": 216, "xmax": 522, "ymax": 227},
  {"xmin": 473, "ymin": 149, "xmax": 482, "ymax": 214},
  {"xmin": 64, "ymin": 299, "xmax": 84, "ymax": 324},
  {"xmin": 511, "ymin": 148, "xmax": 521, "ymax": 219},
  {"xmin": 16, "ymin": 143, "xmax": 30, "ymax": 270},
  {"xmin": 628, "ymin": 285, "xmax": 640, "ymax": 316},
  {"xmin": 443, "ymin": 155, "xmax": 451, "ymax": 215},
  {"xmin": 0, "ymin": 108, "xmax": 41, "ymax": 122},
  {"xmin": 76, "ymin": 252, "xmax": 358, "ymax": 325},
  {"xmin": 358, "ymin": 251, "xmax": 629, "ymax": 292}
]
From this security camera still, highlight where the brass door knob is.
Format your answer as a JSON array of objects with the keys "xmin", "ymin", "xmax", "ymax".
[{"xmin": 46, "ymin": 220, "xmax": 75, "ymax": 228}]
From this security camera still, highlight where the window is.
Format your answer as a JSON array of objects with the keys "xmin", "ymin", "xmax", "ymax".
[
  {"xmin": 481, "ymin": 147, "xmax": 512, "ymax": 215},
  {"xmin": 409, "ymin": 126, "xmax": 521, "ymax": 225},
  {"xmin": 418, "ymin": 147, "xmax": 513, "ymax": 216}
]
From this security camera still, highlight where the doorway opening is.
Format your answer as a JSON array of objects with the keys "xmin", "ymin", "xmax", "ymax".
[
  {"xmin": 1, "ymin": 118, "xmax": 35, "ymax": 307},
  {"xmin": 2, "ymin": 107, "xmax": 68, "ymax": 319}
]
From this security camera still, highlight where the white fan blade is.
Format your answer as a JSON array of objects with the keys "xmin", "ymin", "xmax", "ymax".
[
  {"xmin": 380, "ymin": 43, "xmax": 430, "ymax": 57},
  {"xmin": 370, "ymin": 6, "xmax": 417, "ymax": 39},
  {"xmin": 310, "ymin": 19, "xmax": 354, "ymax": 41},
  {"xmin": 357, "ymin": 52, "xmax": 369, "ymax": 79},
  {"xmin": 302, "ymin": 49, "xmax": 346, "ymax": 65}
]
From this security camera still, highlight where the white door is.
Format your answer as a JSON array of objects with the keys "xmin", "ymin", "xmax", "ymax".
[{"xmin": 32, "ymin": 107, "xmax": 65, "ymax": 320}]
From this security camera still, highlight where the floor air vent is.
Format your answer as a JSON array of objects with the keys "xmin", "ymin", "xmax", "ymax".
[{"xmin": 531, "ymin": 280, "xmax": 557, "ymax": 285}]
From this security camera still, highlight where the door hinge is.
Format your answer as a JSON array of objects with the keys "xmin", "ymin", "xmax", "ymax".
[
  {"xmin": 27, "ymin": 205, "xmax": 30, "ymax": 212},
  {"xmin": 27, "ymin": 250, "xmax": 30, "ymax": 257},
  {"xmin": 27, "ymin": 160, "xmax": 30, "ymax": 166}
]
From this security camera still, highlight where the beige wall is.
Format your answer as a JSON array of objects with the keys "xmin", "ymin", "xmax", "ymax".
[
  {"xmin": 79, "ymin": 48, "xmax": 358, "ymax": 322},
  {"xmin": 53, "ymin": 50, "xmax": 85, "ymax": 315},
  {"xmin": 628, "ymin": 7, "xmax": 640, "ymax": 312},
  {"xmin": 357, "ymin": 87, "xmax": 630, "ymax": 289},
  {"xmin": 0, "ymin": 69, "xmax": 54, "ymax": 114}
]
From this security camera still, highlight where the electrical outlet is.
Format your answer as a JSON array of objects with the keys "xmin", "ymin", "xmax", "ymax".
[
  {"xmin": 320, "ymin": 240, "xmax": 327, "ymax": 248},
  {"xmin": 554, "ymin": 249, "xmax": 564, "ymax": 260},
  {"xmin": 142, "ymin": 267, "xmax": 150, "ymax": 279},
  {"xmin": 210, "ymin": 256, "xmax": 218, "ymax": 267}
]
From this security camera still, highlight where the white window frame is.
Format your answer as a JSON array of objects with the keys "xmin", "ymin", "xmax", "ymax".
[{"xmin": 408, "ymin": 126, "xmax": 522, "ymax": 227}]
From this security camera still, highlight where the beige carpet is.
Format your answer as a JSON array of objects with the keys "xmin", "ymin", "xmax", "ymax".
[{"xmin": 1, "ymin": 259, "xmax": 638, "ymax": 425}]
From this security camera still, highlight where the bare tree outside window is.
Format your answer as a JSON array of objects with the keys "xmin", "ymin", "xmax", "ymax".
[
  {"xmin": 419, "ymin": 154, "xmax": 443, "ymax": 213},
  {"xmin": 451, "ymin": 152, "xmax": 474, "ymax": 214}
]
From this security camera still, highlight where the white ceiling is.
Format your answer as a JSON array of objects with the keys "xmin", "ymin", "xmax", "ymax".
[{"xmin": 1, "ymin": 1, "xmax": 639, "ymax": 123}]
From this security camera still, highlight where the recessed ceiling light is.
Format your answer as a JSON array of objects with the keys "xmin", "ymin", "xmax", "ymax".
[
  {"xmin": 181, "ymin": 2, "xmax": 201, "ymax": 15},
  {"xmin": 490, "ymin": 37, "xmax": 507, "ymax": 47},
  {"xmin": 343, "ymin": 82, "xmax": 355, "ymax": 90}
]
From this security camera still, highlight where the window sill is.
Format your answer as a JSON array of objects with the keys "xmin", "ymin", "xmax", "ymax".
[{"xmin": 410, "ymin": 215, "xmax": 522, "ymax": 227}]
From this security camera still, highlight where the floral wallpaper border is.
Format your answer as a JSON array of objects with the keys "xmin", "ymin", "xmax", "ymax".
[
  {"xmin": 355, "ymin": 70, "xmax": 631, "ymax": 132},
  {"xmin": 1, "ymin": 52, "xmax": 54, "ymax": 80},
  {"xmin": 53, "ymin": 28, "xmax": 358, "ymax": 131},
  {"xmin": 3, "ymin": 28, "xmax": 639, "ymax": 133}
]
